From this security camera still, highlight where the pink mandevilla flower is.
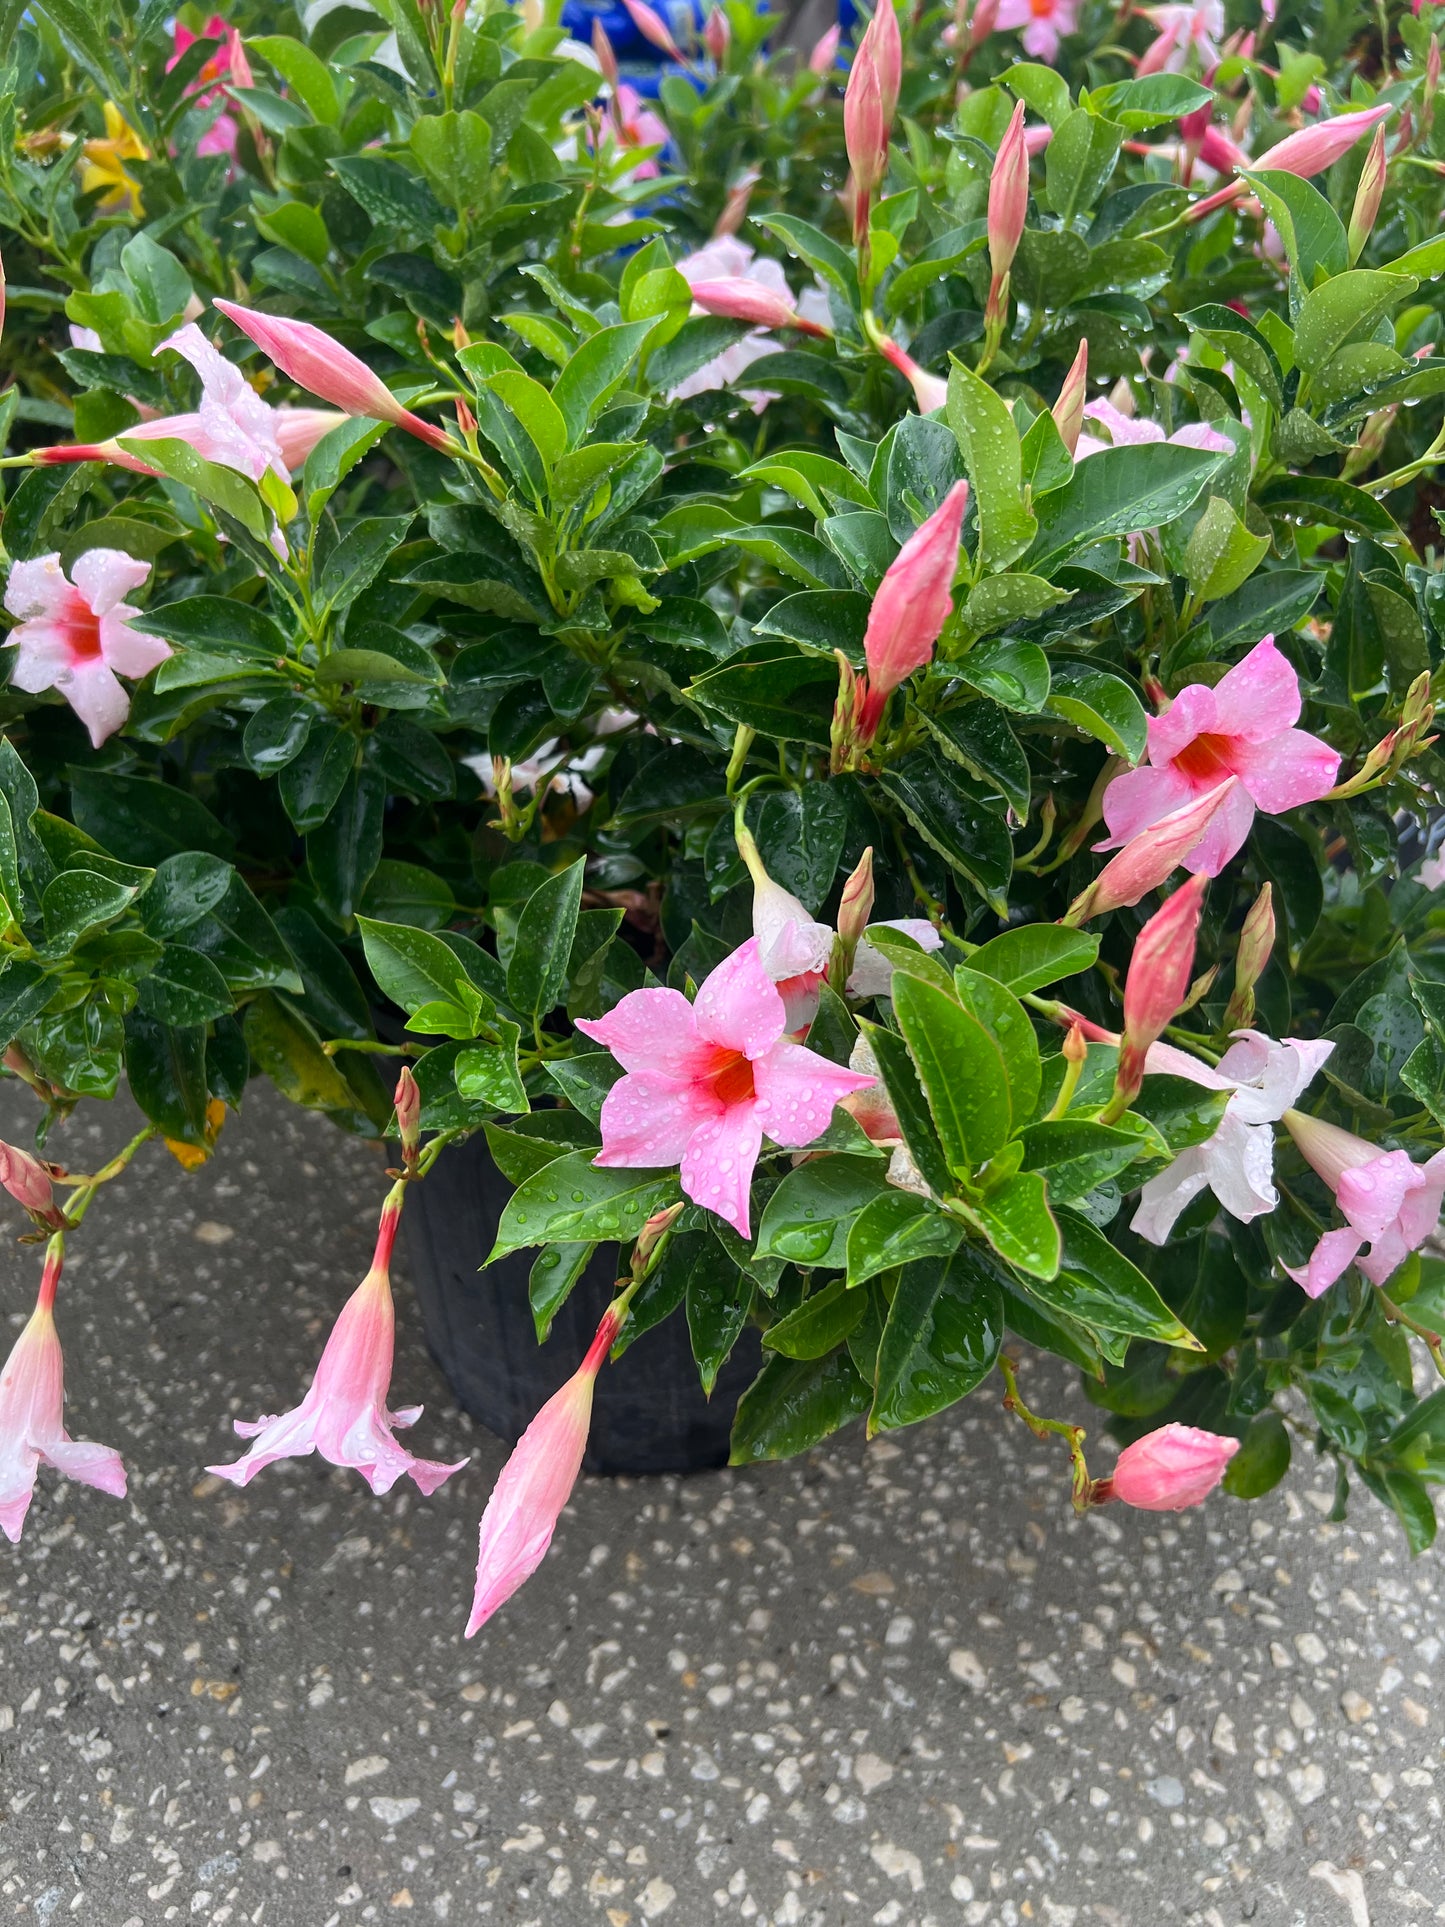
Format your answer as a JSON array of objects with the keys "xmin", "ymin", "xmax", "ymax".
[
  {"xmin": 466, "ymin": 1301, "xmax": 621, "ymax": 1635},
  {"xmin": 605, "ymin": 82, "xmax": 670, "ymax": 179},
  {"xmin": 168, "ymin": 15, "xmax": 247, "ymax": 158},
  {"xmin": 1098, "ymin": 635, "xmax": 1341, "ymax": 879},
  {"xmin": 1281, "ymin": 1113, "xmax": 1445, "ymax": 1297},
  {"xmin": 993, "ymin": 0, "xmax": 1079, "ymax": 62},
  {"xmin": 0, "ymin": 1242, "xmax": 126, "ymax": 1543},
  {"xmin": 576, "ymin": 938, "xmax": 873, "ymax": 1238},
  {"xmin": 1074, "ymin": 397, "xmax": 1234, "ymax": 460},
  {"xmin": 671, "ymin": 239, "xmax": 829, "ymax": 405},
  {"xmin": 209, "ymin": 1187, "xmax": 466, "ymax": 1495},
  {"xmin": 3, "ymin": 550, "xmax": 169, "ymax": 748},
  {"xmin": 1108, "ymin": 1424, "xmax": 1239, "ymax": 1511},
  {"xmin": 1137, "ymin": 0, "xmax": 1225, "ymax": 76}
]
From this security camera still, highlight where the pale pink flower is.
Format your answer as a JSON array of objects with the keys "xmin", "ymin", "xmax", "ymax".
[
  {"xmin": 0, "ymin": 1243, "xmax": 126, "ymax": 1543},
  {"xmin": 1107, "ymin": 1424, "xmax": 1238, "ymax": 1510},
  {"xmin": 686, "ymin": 277, "xmax": 828, "ymax": 336},
  {"xmin": 809, "ymin": 22, "xmax": 841, "ymax": 72},
  {"xmin": 839, "ymin": 1035, "xmax": 931, "ymax": 1195},
  {"xmin": 148, "ymin": 321, "xmax": 288, "ymax": 483},
  {"xmin": 671, "ymin": 239, "xmax": 810, "ymax": 404},
  {"xmin": 1137, "ymin": 0, "xmax": 1225, "ymax": 76},
  {"xmin": 1131, "ymin": 1032, "xmax": 1335, "ymax": 1242},
  {"xmin": 1263, "ymin": 102, "xmax": 1392, "ymax": 178},
  {"xmin": 846, "ymin": 922, "xmax": 945, "ymax": 997},
  {"xmin": 858, "ymin": 481, "xmax": 969, "ymax": 738},
  {"xmin": 209, "ymin": 1189, "xmax": 466, "ymax": 1495},
  {"xmin": 0, "ymin": 1140, "xmax": 64, "ymax": 1228},
  {"xmin": 3, "ymin": 550, "xmax": 169, "ymax": 748},
  {"xmin": 746, "ymin": 858, "xmax": 941, "ymax": 1029},
  {"xmin": 604, "ymin": 82, "xmax": 670, "ymax": 179},
  {"xmin": 1066, "ymin": 779, "xmax": 1238, "ymax": 922},
  {"xmin": 1074, "ymin": 396, "xmax": 1234, "ymax": 460},
  {"xmin": 1282, "ymin": 1114, "xmax": 1445, "ymax": 1296},
  {"xmin": 271, "ymin": 406, "xmax": 350, "ymax": 473},
  {"xmin": 877, "ymin": 332, "xmax": 948, "ymax": 413},
  {"xmin": 994, "ymin": 0, "xmax": 1079, "ymax": 62},
  {"xmin": 214, "ymin": 299, "xmax": 452, "ymax": 450},
  {"xmin": 466, "ymin": 1302, "xmax": 620, "ymax": 1635},
  {"xmin": 68, "ymin": 323, "xmax": 103, "ymax": 352},
  {"xmin": 576, "ymin": 939, "xmax": 872, "ymax": 1237},
  {"xmin": 1098, "ymin": 636, "xmax": 1341, "ymax": 879},
  {"xmin": 1419, "ymin": 851, "xmax": 1445, "ymax": 891}
]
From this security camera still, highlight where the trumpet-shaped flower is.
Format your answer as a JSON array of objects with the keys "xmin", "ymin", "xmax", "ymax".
[
  {"xmin": 993, "ymin": 0, "xmax": 1078, "ymax": 62},
  {"xmin": 604, "ymin": 82, "xmax": 670, "ymax": 179},
  {"xmin": 1075, "ymin": 397, "xmax": 1234, "ymax": 460},
  {"xmin": 1099, "ymin": 635, "xmax": 1340, "ymax": 878},
  {"xmin": 209, "ymin": 1188, "xmax": 466, "ymax": 1494},
  {"xmin": 671, "ymin": 239, "xmax": 829, "ymax": 405},
  {"xmin": 1281, "ymin": 1112, "xmax": 1445, "ymax": 1295},
  {"xmin": 3, "ymin": 550, "xmax": 169, "ymax": 748},
  {"xmin": 0, "ymin": 1244, "xmax": 126, "ymax": 1543},
  {"xmin": 466, "ymin": 1303, "xmax": 620, "ymax": 1635},
  {"xmin": 168, "ymin": 15, "xmax": 249, "ymax": 158},
  {"xmin": 1132, "ymin": 1031, "xmax": 1336, "ymax": 1242},
  {"xmin": 1137, "ymin": 0, "xmax": 1225, "ymax": 75},
  {"xmin": 577, "ymin": 939, "xmax": 873, "ymax": 1237},
  {"xmin": 1107, "ymin": 1424, "xmax": 1238, "ymax": 1510}
]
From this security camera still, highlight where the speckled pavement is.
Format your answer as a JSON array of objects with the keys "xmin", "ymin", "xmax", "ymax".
[{"xmin": 1, "ymin": 1087, "xmax": 1442, "ymax": 1927}]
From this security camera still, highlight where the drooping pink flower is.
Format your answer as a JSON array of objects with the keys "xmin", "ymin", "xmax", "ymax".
[
  {"xmin": 877, "ymin": 331, "xmax": 948, "ymax": 413},
  {"xmin": 1098, "ymin": 636, "xmax": 1341, "ymax": 879},
  {"xmin": 0, "ymin": 1241, "xmax": 126, "ymax": 1543},
  {"xmin": 465, "ymin": 1301, "xmax": 621, "ymax": 1635},
  {"xmin": 1282, "ymin": 1113, "xmax": 1445, "ymax": 1296},
  {"xmin": 857, "ymin": 481, "xmax": 969, "ymax": 739},
  {"xmin": 1137, "ymin": 0, "xmax": 1225, "ymax": 76},
  {"xmin": 209, "ymin": 1187, "xmax": 466, "ymax": 1495},
  {"xmin": 576, "ymin": 939, "xmax": 872, "ymax": 1238},
  {"xmin": 1106, "ymin": 1424, "xmax": 1239, "ymax": 1510},
  {"xmin": 1131, "ymin": 1031, "xmax": 1335, "ymax": 1242},
  {"xmin": 3, "ymin": 550, "xmax": 169, "ymax": 748},
  {"xmin": 994, "ymin": 0, "xmax": 1079, "ymax": 62},
  {"xmin": 214, "ymin": 299, "xmax": 453, "ymax": 451}
]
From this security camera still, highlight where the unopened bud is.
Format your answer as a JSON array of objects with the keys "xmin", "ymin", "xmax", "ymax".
[
  {"xmin": 592, "ymin": 17, "xmax": 619, "ymax": 87},
  {"xmin": 837, "ymin": 847, "xmax": 876, "ymax": 946},
  {"xmin": 1063, "ymin": 1022, "xmax": 1088, "ymax": 1063},
  {"xmin": 1224, "ymin": 884, "xmax": 1274, "ymax": 1029},
  {"xmin": 394, "ymin": 1067, "xmax": 421, "ymax": 1167},
  {"xmin": 1347, "ymin": 124, "xmax": 1388, "ymax": 263},
  {"xmin": 703, "ymin": 5, "xmax": 728, "ymax": 61},
  {"xmin": 1112, "ymin": 873, "xmax": 1209, "ymax": 1113},
  {"xmin": 1052, "ymin": 337, "xmax": 1088, "ymax": 459},
  {"xmin": 830, "ymin": 649, "xmax": 861, "ymax": 773},
  {"xmin": 0, "ymin": 1140, "xmax": 63, "ymax": 1228},
  {"xmin": 633, "ymin": 1200, "xmax": 685, "ymax": 1274}
]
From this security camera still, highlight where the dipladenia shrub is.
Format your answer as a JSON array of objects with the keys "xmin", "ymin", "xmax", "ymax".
[{"xmin": 1, "ymin": 0, "xmax": 1445, "ymax": 1626}]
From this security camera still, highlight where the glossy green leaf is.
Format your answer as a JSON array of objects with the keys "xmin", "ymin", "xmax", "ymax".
[
  {"xmin": 729, "ymin": 1349, "xmax": 871, "ymax": 1463},
  {"xmin": 946, "ymin": 360, "xmax": 1036, "ymax": 571},
  {"xmin": 871, "ymin": 1248, "xmax": 1004, "ymax": 1431},
  {"xmin": 491, "ymin": 1150, "xmax": 678, "ymax": 1257},
  {"xmin": 892, "ymin": 972, "xmax": 1012, "ymax": 1173},
  {"xmin": 845, "ymin": 1189, "xmax": 963, "ymax": 1288}
]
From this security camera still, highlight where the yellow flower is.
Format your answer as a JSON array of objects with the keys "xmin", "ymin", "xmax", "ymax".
[{"xmin": 79, "ymin": 103, "xmax": 148, "ymax": 218}]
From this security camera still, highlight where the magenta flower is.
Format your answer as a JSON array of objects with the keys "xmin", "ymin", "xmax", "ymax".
[
  {"xmin": 0, "ymin": 1242, "xmax": 126, "ymax": 1543},
  {"xmin": 214, "ymin": 299, "xmax": 453, "ymax": 451},
  {"xmin": 576, "ymin": 939, "xmax": 873, "ymax": 1238},
  {"xmin": 1098, "ymin": 636, "xmax": 1340, "ymax": 879},
  {"xmin": 3, "ymin": 550, "xmax": 169, "ymax": 748},
  {"xmin": 1106, "ymin": 1424, "xmax": 1239, "ymax": 1511},
  {"xmin": 993, "ymin": 0, "xmax": 1078, "ymax": 61},
  {"xmin": 466, "ymin": 1302, "xmax": 621, "ymax": 1636},
  {"xmin": 1282, "ymin": 1113, "xmax": 1445, "ymax": 1296},
  {"xmin": 168, "ymin": 14, "xmax": 248, "ymax": 158},
  {"xmin": 209, "ymin": 1188, "xmax": 466, "ymax": 1495}
]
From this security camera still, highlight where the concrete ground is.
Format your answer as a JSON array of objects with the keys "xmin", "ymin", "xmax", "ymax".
[{"xmin": 0, "ymin": 1086, "xmax": 1442, "ymax": 1927}]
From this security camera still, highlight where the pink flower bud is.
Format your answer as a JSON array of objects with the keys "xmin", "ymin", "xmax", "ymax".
[
  {"xmin": 703, "ymin": 5, "xmax": 729, "ymax": 61},
  {"xmin": 844, "ymin": 45, "xmax": 889, "ymax": 207},
  {"xmin": 876, "ymin": 332, "xmax": 948, "ymax": 412},
  {"xmin": 0, "ymin": 1141, "xmax": 62, "ymax": 1226},
  {"xmin": 620, "ymin": 0, "xmax": 684, "ymax": 61},
  {"xmin": 687, "ymin": 277, "xmax": 826, "ymax": 336},
  {"xmin": 466, "ymin": 1302, "xmax": 623, "ymax": 1635},
  {"xmin": 837, "ymin": 847, "xmax": 876, "ymax": 946},
  {"xmin": 968, "ymin": 0, "xmax": 998, "ymax": 50},
  {"xmin": 213, "ymin": 300, "xmax": 452, "ymax": 451},
  {"xmin": 1107, "ymin": 1424, "xmax": 1239, "ymax": 1511},
  {"xmin": 809, "ymin": 21, "xmax": 840, "ymax": 73},
  {"xmin": 225, "ymin": 24, "xmax": 253, "ymax": 89},
  {"xmin": 1224, "ymin": 883, "xmax": 1275, "ymax": 1027},
  {"xmin": 713, "ymin": 169, "xmax": 759, "ymax": 236},
  {"xmin": 592, "ymin": 17, "xmax": 620, "ymax": 87},
  {"xmin": 862, "ymin": 0, "xmax": 902, "ymax": 126},
  {"xmin": 1115, "ymin": 873, "xmax": 1209, "ymax": 1104},
  {"xmin": 634, "ymin": 1200, "xmax": 685, "ymax": 1270},
  {"xmin": 1262, "ymin": 102, "xmax": 1392, "ymax": 180},
  {"xmin": 858, "ymin": 480, "xmax": 968, "ymax": 739},
  {"xmin": 988, "ymin": 100, "xmax": 1030, "ymax": 286},
  {"xmin": 1052, "ymin": 337, "xmax": 1088, "ymax": 458},
  {"xmin": 394, "ymin": 1066, "xmax": 421, "ymax": 1165},
  {"xmin": 1347, "ymin": 123, "xmax": 1388, "ymax": 261},
  {"xmin": 1064, "ymin": 779, "xmax": 1238, "ymax": 924}
]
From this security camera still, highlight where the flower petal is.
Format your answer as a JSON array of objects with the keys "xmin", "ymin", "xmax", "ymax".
[
  {"xmin": 692, "ymin": 937, "xmax": 786, "ymax": 1059},
  {"xmin": 1098, "ymin": 761, "xmax": 1195, "ymax": 850},
  {"xmin": 59, "ymin": 661, "xmax": 132, "ymax": 748},
  {"xmin": 69, "ymin": 547, "xmax": 151, "ymax": 617},
  {"xmin": 752, "ymin": 1039, "xmax": 875, "ymax": 1149},
  {"xmin": 1203, "ymin": 1113, "xmax": 1278, "ymax": 1222},
  {"xmin": 594, "ymin": 1069, "xmax": 718, "ymax": 1167},
  {"xmin": 1179, "ymin": 780, "xmax": 1256, "ymax": 876},
  {"xmin": 1208, "ymin": 634, "xmax": 1300, "ymax": 741},
  {"xmin": 680, "ymin": 1102, "xmax": 764, "ymax": 1238},
  {"xmin": 42, "ymin": 1435, "xmax": 128, "ymax": 1500},
  {"xmin": 1131, "ymin": 1144, "xmax": 1213, "ymax": 1244},
  {"xmin": 1147, "ymin": 681, "xmax": 1218, "ymax": 766},
  {"xmin": 1337, "ymin": 1149, "xmax": 1419, "ymax": 1243},
  {"xmin": 99, "ymin": 610, "xmax": 171, "ymax": 679},
  {"xmin": 1284, "ymin": 1226, "xmax": 1363, "ymax": 1298},
  {"xmin": 8, "ymin": 620, "xmax": 80, "ymax": 691},
  {"xmin": 1229, "ymin": 727, "xmax": 1340, "ymax": 813},
  {"xmin": 576, "ymin": 987, "xmax": 712, "ymax": 1077},
  {"xmin": 3, "ymin": 554, "xmax": 68, "ymax": 622}
]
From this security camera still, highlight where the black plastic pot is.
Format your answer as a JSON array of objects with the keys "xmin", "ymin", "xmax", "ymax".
[{"xmin": 402, "ymin": 1131, "xmax": 760, "ymax": 1475}]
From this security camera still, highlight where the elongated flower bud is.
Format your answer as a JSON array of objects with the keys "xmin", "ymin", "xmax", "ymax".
[
  {"xmin": 1064, "ymin": 779, "xmax": 1237, "ymax": 924},
  {"xmin": 592, "ymin": 17, "xmax": 619, "ymax": 88},
  {"xmin": 844, "ymin": 49, "xmax": 888, "ymax": 214},
  {"xmin": 687, "ymin": 277, "xmax": 827, "ymax": 336},
  {"xmin": 620, "ymin": 0, "xmax": 685, "ymax": 60},
  {"xmin": 988, "ymin": 100, "xmax": 1029, "ymax": 287},
  {"xmin": 1114, "ymin": 873, "xmax": 1209, "ymax": 1108},
  {"xmin": 394, "ymin": 1066, "xmax": 421, "ymax": 1167},
  {"xmin": 466, "ymin": 1301, "xmax": 623, "ymax": 1635},
  {"xmin": 1052, "ymin": 337, "xmax": 1088, "ymax": 458},
  {"xmin": 1224, "ymin": 883, "xmax": 1275, "ymax": 1029},
  {"xmin": 1098, "ymin": 1424, "xmax": 1239, "ymax": 1511},
  {"xmin": 0, "ymin": 1141, "xmax": 64, "ymax": 1229},
  {"xmin": 703, "ymin": 5, "xmax": 728, "ymax": 61},
  {"xmin": 214, "ymin": 300, "xmax": 452, "ymax": 451},
  {"xmin": 877, "ymin": 332, "xmax": 948, "ymax": 412},
  {"xmin": 1347, "ymin": 124, "xmax": 1388, "ymax": 262},
  {"xmin": 1263, "ymin": 102, "xmax": 1392, "ymax": 180},
  {"xmin": 858, "ymin": 481, "xmax": 968, "ymax": 739},
  {"xmin": 864, "ymin": 0, "xmax": 902, "ymax": 125},
  {"xmin": 634, "ymin": 1200, "xmax": 684, "ymax": 1273},
  {"xmin": 968, "ymin": 0, "xmax": 999, "ymax": 48},
  {"xmin": 837, "ymin": 847, "xmax": 876, "ymax": 946},
  {"xmin": 809, "ymin": 21, "xmax": 840, "ymax": 73}
]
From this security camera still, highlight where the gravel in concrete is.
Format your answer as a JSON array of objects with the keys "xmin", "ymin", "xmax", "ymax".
[{"xmin": 0, "ymin": 1087, "xmax": 1442, "ymax": 1926}]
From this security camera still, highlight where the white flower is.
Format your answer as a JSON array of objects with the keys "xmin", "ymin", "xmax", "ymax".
[
  {"xmin": 846, "ymin": 920, "xmax": 945, "ymax": 998},
  {"xmin": 1131, "ymin": 1030, "xmax": 1336, "ymax": 1243}
]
